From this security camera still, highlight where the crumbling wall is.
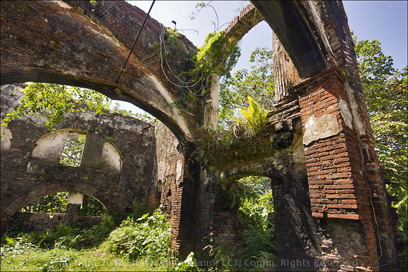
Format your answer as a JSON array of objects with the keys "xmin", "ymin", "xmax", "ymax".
[
  {"xmin": 1, "ymin": 85, "xmax": 156, "ymax": 233},
  {"xmin": 0, "ymin": 0, "xmax": 197, "ymax": 141},
  {"xmin": 148, "ymin": 121, "xmax": 180, "ymax": 214},
  {"xmin": 0, "ymin": 0, "xmax": 398, "ymax": 270}
]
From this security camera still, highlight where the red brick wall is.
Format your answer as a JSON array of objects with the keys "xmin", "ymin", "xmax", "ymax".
[{"xmin": 295, "ymin": 67, "xmax": 381, "ymax": 269}]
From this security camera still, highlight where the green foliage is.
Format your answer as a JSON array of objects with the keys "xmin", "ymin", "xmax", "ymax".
[
  {"xmin": 354, "ymin": 36, "xmax": 408, "ymax": 270},
  {"xmin": 195, "ymin": 30, "xmax": 240, "ymax": 76},
  {"xmin": 164, "ymin": 27, "xmax": 188, "ymax": 58},
  {"xmin": 228, "ymin": 97, "xmax": 268, "ymax": 136},
  {"xmin": 194, "ymin": 124, "xmax": 277, "ymax": 170},
  {"xmin": 20, "ymin": 193, "xmax": 69, "ymax": 215},
  {"xmin": 5, "ymin": 213, "xmax": 30, "ymax": 238},
  {"xmin": 0, "ymin": 242, "xmax": 170, "ymax": 271},
  {"xmin": 219, "ymin": 47, "xmax": 275, "ymax": 127},
  {"xmin": 194, "ymin": 98, "xmax": 270, "ymax": 169},
  {"xmin": 211, "ymin": 177, "xmax": 277, "ymax": 271},
  {"xmin": 78, "ymin": 195, "xmax": 105, "ymax": 217},
  {"xmin": 110, "ymin": 107, "xmax": 155, "ymax": 123},
  {"xmin": 173, "ymin": 252, "xmax": 199, "ymax": 271},
  {"xmin": 100, "ymin": 208, "xmax": 171, "ymax": 264},
  {"xmin": 2, "ymin": 83, "xmax": 111, "ymax": 129},
  {"xmin": 60, "ymin": 134, "xmax": 86, "ymax": 167},
  {"xmin": 151, "ymin": 23, "xmax": 240, "ymax": 108}
]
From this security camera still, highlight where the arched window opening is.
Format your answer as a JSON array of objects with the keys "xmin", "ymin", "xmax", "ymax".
[
  {"xmin": 20, "ymin": 192, "xmax": 68, "ymax": 214},
  {"xmin": 59, "ymin": 133, "xmax": 86, "ymax": 167},
  {"xmin": 19, "ymin": 192, "xmax": 105, "ymax": 217},
  {"xmin": 79, "ymin": 194, "xmax": 105, "ymax": 217},
  {"xmin": 219, "ymin": 22, "xmax": 275, "ymax": 130}
]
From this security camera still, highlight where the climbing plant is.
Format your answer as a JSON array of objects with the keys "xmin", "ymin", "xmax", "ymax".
[{"xmin": 192, "ymin": 48, "xmax": 274, "ymax": 168}]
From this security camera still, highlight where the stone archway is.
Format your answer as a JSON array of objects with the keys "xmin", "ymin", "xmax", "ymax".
[
  {"xmin": 1, "ymin": 84, "xmax": 156, "ymax": 234},
  {"xmin": 0, "ymin": 0, "xmax": 195, "ymax": 142},
  {"xmin": 1, "ymin": 1, "xmax": 398, "ymax": 270},
  {"xmin": 6, "ymin": 183, "xmax": 114, "ymax": 220}
]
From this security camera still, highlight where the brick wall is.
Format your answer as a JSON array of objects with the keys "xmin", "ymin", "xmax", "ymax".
[
  {"xmin": 1, "ymin": 85, "xmax": 156, "ymax": 233},
  {"xmin": 295, "ymin": 67, "xmax": 381, "ymax": 269}
]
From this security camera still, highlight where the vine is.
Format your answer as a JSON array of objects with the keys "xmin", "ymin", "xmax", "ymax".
[{"xmin": 150, "ymin": 25, "xmax": 240, "ymax": 102}]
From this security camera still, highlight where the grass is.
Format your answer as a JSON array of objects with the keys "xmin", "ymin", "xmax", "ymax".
[
  {"xmin": 1, "ymin": 209, "xmax": 180, "ymax": 272},
  {"xmin": 1, "ymin": 245, "xmax": 172, "ymax": 271}
]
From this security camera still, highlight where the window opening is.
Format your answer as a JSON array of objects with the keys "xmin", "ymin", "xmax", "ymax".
[
  {"xmin": 19, "ymin": 192, "xmax": 105, "ymax": 216},
  {"xmin": 60, "ymin": 133, "xmax": 86, "ymax": 167}
]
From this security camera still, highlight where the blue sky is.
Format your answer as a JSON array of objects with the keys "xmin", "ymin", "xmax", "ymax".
[
  {"xmin": 132, "ymin": 1, "xmax": 407, "ymax": 70},
  {"xmin": 120, "ymin": 0, "xmax": 407, "ymax": 112}
]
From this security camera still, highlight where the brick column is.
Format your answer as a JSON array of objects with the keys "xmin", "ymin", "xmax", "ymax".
[
  {"xmin": 294, "ymin": 66, "xmax": 380, "ymax": 270},
  {"xmin": 170, "ymin": 141, "xmax": 199, "ymax": 258}
]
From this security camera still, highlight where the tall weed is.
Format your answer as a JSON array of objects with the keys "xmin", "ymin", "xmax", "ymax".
[{"xmin": 100, "ymin": 209, "xmax": 171, "ymax": 264}]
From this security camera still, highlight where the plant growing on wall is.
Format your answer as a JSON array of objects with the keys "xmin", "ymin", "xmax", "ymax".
[
  {"xmin": 1, "ymin": 83, "xmax": 154, "ymax": 130},
  {"xmin": 227, "ymin": 96, "xmax": 268, "ymax": 136},
  {"xmin": 192, "ymin": 47, "xmax": 274, "ymax": 168}
]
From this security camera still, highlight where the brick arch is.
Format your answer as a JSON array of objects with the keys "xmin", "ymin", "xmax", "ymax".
[
  {"xmin": 224, "ymin": 2, "xmax": 331, "ymax": 78},
  {"xmin": 0, "ymin": 0, "xmax": 195, "ymax": 142},
  {"xmin": 219, "ymin": 155, "xmax": 295, "ymax": 187},
  {"xmin": 4, "ymin": 183, "xmax": 115, "ymax": 221}
]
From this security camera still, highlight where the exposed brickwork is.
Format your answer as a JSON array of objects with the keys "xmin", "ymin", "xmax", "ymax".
[
  {"xmin": 224, "ymin": 3, "xmax": 264, "ymax": 45},
  {"xmin": 0, "ymin": 1, "xmax": 398, "ymax": 270},
  {"xmin": 0, "ymin": 0, "xmax": 197, "ymax": 141},
  {"xmin": 294, "ymin": 67, "xmax": 385, "ymax": 270}
]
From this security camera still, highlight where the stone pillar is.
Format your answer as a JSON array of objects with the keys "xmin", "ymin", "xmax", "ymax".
[
  {"xmin": 273, "ymin": 32, "xmax": 300, "ymax": 104},
  {"xmin": 64, "ymin": 192, "xmax": 83, "ymax": 224},
  {"xmin": 294, "ymin": 66, "xmax": 380, "ymax": 270},
  {"xmin": 204, "ymin": 74, "xmax": 220, "ymax": 131},
  {"xmin": 80, "ymin": 132, "xmax": 104, "ymax": 168}
]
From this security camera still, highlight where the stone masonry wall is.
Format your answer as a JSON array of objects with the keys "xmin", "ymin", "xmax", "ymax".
[{"xmin": 1, "ymin": 85, "xmax": 156, "ymax": 233}]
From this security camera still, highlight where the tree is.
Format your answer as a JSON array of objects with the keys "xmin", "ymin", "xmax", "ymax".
[
  {"xmin": 1, "ymin": 83, "xmax": 155, "ymax": 130},
  {"xmin": 354, "ymin": 37, "xmax": 408, "ymax": 269},
  {"xmin": 60, "ymin": 133, "xmax": 86, "ymax": 167},
  {"xmin": 219, "ymin": 47, "xmax": 274, "ymax": 128},
  {"xmin": 2, "ymin": 83, "xmax": 111, "ymax": 129}
]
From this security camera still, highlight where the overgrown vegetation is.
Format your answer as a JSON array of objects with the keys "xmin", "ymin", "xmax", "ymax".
[
  {"xmin": 1, "ymin": 207, "xmax": 179, "ymax": 271},
  {"xmin": 1, "ymin": 2, "xmax": 406, "ymax": 269},
  {"xmin": 148, "ymin": 3, "xmax": 241, "ymax": 114},
  {"xmin": 193, "ymin": 98, "xmax": 274, "ymax": 169},
  {"xmin": 100, "ymin": 209, "xmax": 171, "ymax": 264},
  {"xmin": 210, "ymin": 176, "xmax": 277, "ymax": 271},
  {"xmin": 1, "ymin": 83, "xmax": 154, "ymax": 131},
  {"xmin": 354, "ymin": 36, "xmax": 408, "ymax": 270},
  {"xmin": 1, "ymin": 83, "xmax": 111, "ymax": 129},
  {"xmin": 219, "ymin": 48, "xmax": 275, "ymax": 127}
]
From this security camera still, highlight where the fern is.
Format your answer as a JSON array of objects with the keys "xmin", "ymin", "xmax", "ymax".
[{"xmin": 228, "ymin": 97, "xmax": 268, "ymax": 135}]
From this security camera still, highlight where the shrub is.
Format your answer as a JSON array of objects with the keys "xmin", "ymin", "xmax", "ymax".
[{"xmin": 100, "ymin": 209, "xmax": 171, "ymax": 264}]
